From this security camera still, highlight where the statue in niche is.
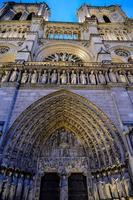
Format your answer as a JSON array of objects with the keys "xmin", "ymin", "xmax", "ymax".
[
  {"xmin": 80, "ymin": 71, "xmax": 87, "ymax": 85},
  {"xmin": 71, "ymin": 70, "xmax": 77, "ymax": 84},
  {"xmin": 127, "ymin": 71, "xmax": 133, "ymax": 83},
  {"xmin": 1, "ymin": 70, "xmax": 10, "ymax": 83},
  {"xmin": 60, "ymin": 70, "xmax": 67, "ymax": 84},
  {"xmin": 108, "ymin": 69, "xmax": 117, "ymax": 83},
  {"xmin": 21, "ymin": 70, "xmax": 28, "ymax": 83},
  {"xmin": 89, "ymin": 70, "xmax": 96, "ymax": 84},
  {"xmin": 9, "ymin": 68, "xmax": 18, "ymax": 82},
  {"xmin": 41, "ymin": 70, "xmax": 47, "ymax": 84},
  {"xmin": 51, "ymin": 69, "xmax": 58, "ymax": 84},
  {"xmin": 31, "ymin": 70, "xmax": 38, "ymax": 84},
  {"xmin": 98, "ymin": 71, "xmax": 106, "ymax": 84},
  {"xmin": 118, "ymin": 70, "xmax": 127, "ymax": 83}
]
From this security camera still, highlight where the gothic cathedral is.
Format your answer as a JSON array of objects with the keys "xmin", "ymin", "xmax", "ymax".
[{"xmin": 0, "ymin": 2, "xmax": 133, "ymax": 200}]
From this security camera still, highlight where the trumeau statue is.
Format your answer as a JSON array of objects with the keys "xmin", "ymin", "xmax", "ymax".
[
  {"xmin": 80, "ymin": 71, "xmax": 87, "ymax": 85},
  {"xmin": 127, "ymin": 71, "xmax": 133, "ymax": 83},
  {"xmin": 118, "ymin": 70, "xmax": 127, "ymax": 83},
  {"xmin": 21, "ymin": 70, "xmax": 28, "ymax": 83},
  {"xmin": 31, "ymin": 70, "xmax": 38, "ymax": 84},
  {"xmin": 51, "ymin": 69, "xmax": 58, "ymax": 84},
  {"xmin": 1, "ymin": 70, "xmax": 10, "ymax": 83},
  {"xmin": 10, "ymin": 68, "xmax": 18, "ymax": 82},
  {"xmin": 109, "ymin": 69, "xmax": 117, "ymax": 83},
  {"xmin": 98, "ymin": 71, "xmax": 106, "ymax": 84},
  {"xmin": 89, "ymin": 70, "xmax": 96, "ymax": 84},
  {"xmin": 41, "ymin": 70, "xmax": 47, "ymax": 84},
  {"xmin": 60, "ymin": 70, "xmax": 67, "ymax": 84},
  {"xmin": 71, "ymin": 70, "xmax": 77, "ymax": 84}
]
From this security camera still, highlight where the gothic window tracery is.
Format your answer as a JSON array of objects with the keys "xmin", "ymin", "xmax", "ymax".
[
  {"xmin": 115, "ymin": 49, "xmax": 130, "ymax": 57},
  {"xmin": 12, "ymin": 12, "xmax": 22, "ymax": 20},
  {"xmin": 43, "ymin": 53, "xmax": 83, "ymax": 63},
  {"xmin": 0, "ymin": 46, "xmax": 10, "ymax": 54}
]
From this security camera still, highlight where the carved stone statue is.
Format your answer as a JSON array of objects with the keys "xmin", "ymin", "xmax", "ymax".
[
  {"xmin": 71, "ymin": 70, "xmax": 77, "ymax": 84},
  {"xmin": 108, "ymin": 69, "xmax": 117, "ymax": 83},
  {"xmin": 97, "ymin": 181, "xmax": 105, "ymax": 199},
  {"xmin": 127, "ymin": 71, "xmax": 133, "ymax": 83},
  {"xmin": 31, "ymin": 70, "xmax": 38, "ymax": 84},
  {"xmin": 98, "ymin": 71, "xmax": 106, "ymax": 84},
  {"xmin": 51, "ymin": 70, "xmax": 58, "ymax": 84},
  {"xmin": 41, "ymin": 70, "xmax": 47, "ymax": 84},
  {"xmin": 89, "ymin": 70, "xmax": 96, "ymax": 84},
  {"xmin": 118, "ymin": 71, "xmax": 127, "ymax": 83},
  {"xmin": 1, "ymin": 71, "xmax": 10, "ymax": 83},
  {"xmin": 21, "ymin": 70, "xmax": 28, "ymax": 83},
  {"xmin": 80, "ymin": 71, "xmax": 87, "ymax": 85},
  {"xmin": 60, "ymin": 70, "xmax": 67, "ymax": 84},
  {"xmin": 111, "ymin": 178, "xmax": 119, "ymax": 198},
  {"xmin": 9, "ymin": 68, "xmax": 18, "ymax": 82},
  {"xmin": 60, "ymin": 175, "xmax": 68, "ymax": 200},
  {"xmin": 15, "ymin": 174, "xmax": 24, "ymax": 199}
]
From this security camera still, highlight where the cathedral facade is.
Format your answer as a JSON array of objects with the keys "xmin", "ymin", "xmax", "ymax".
[{"xmin": 0, "ymin": 2, "xmax": 133, "ymax": 199}]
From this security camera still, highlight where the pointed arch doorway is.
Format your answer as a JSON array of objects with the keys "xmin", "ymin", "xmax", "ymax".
[{"xmin": 1, "ymin": 90, "xmax": 132, "ymax": 200}]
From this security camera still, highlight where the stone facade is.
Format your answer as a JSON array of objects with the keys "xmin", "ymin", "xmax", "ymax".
[{"xmin": 0, "ymin": 2, "xmax": 133, "ymax": 200}]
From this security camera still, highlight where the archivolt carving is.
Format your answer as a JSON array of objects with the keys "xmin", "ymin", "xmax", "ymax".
[{"xmin": 1, "ymin": 90, "xmax": 126, "ymax": 173}]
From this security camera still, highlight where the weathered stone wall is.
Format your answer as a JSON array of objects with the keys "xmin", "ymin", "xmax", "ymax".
[{"xmin": 0, "ymin": 87, "xmax": 132, "ymax": 131}]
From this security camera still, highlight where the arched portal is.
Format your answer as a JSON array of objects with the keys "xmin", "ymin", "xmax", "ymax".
[{"xmin": 0, "ymin": 90, "xmax": 132, "ymax": 200}]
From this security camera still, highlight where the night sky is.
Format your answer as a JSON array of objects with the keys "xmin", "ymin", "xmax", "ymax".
[{"xmin": 0, "ymin": 0, "xmax": 133, "ymax": 22}]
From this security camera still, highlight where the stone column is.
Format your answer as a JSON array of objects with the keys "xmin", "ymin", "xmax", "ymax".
[{"xmin": 60, "ymin": 174, "xmax": 68, "ymax": 200}]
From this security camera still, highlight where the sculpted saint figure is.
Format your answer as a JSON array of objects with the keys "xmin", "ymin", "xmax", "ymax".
[
  {"xmin": 1, "ymin": 71, "xmax": 10, "ymax": 83},
  {"xmin": 71, "ymin": 70, "xmax": 77, "ymax": 84},
  {"xmin": 31, "ymin": 70, "xmax": 38, "ymax": 84},
  {"xmin": 118, "ymin": 71, "xmax": 127, "ymax": 83},
  {"xmin": 109, "ymin": 69, "xmax": 117, "ymax": 83},
  {"xmin": 89, "ymin": 70, "xmax": 96, "ymax": 84},
  {"xmin": 60, "ymin": 70, "xmax": 67, "ymax": 84},
  {"xmin": 60, "ymin": 175, "xmax": 68, "ymax": 200},
  {"xmin": 127, "ymin": 71, "xmax": 133, "ymax": 83},
  {"xmin": 80, "ymin": 71, "xmax": 87, "ymax": 85},
  {"xmin": 51, "ymin": 70, "xmax": 58, "ymax": 84},
  {"xmin": 111, "ymin": 178, "xmax": 119, "ymax": 198},
  {"xmin": 41, "ymin": 70, "xmax": 47, "ymax": 84},
  {"xmin": 10, "ymin": 68, "xmax": 18, "ymax": 82},
  {"xmin": 98, "ymin": 71, "xmax": 106, "ymax": 84},
  {"xmin": 21, "ymin": 70, "xmax": 28, "ymax": 83},
  {"xmin": 97, "ymin": 181, "xmax": 105, "ymax": 199}
]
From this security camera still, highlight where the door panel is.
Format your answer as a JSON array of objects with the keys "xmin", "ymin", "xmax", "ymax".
[{"xmin": 40, "ymin": 173, "xmax": 60, "ymax": 200}]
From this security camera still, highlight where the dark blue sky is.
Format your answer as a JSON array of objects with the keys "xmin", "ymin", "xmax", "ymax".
[{"xmin": 1, "ymin": 0, "xmax": 133, "ymax": 22}]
